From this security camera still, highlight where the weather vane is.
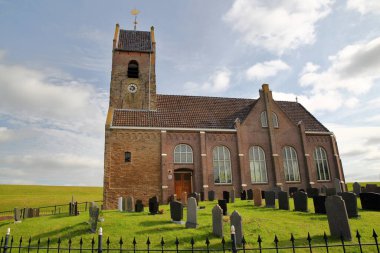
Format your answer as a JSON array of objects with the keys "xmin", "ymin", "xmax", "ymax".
[{"xmin": 131, "ymin": 8, "xmax": 140, "ymax": 31}]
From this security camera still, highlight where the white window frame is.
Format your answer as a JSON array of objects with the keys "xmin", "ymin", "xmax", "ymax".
[
  {"xmin": 174, "ymin": 144, "xmax": 193, "ymax": 164},
  {"xmin": 314, "ymin": 146, "xmax": 331, "ymax": 181},
  {"xmin": 213, "ymin": 146, "xmax": 232, "ymax": 184},
  {"xmin": 260, "ymin": 111, "xmax": 268, "ymax": 127},
  {"xmin": 283, "ymin": 146, "xmax": 301, "ymax": 182},
  {"xmin": 249, "ymin": 146, "xmax": 268, "ymax": 183}
]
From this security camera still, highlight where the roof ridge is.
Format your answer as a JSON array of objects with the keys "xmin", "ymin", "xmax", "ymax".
[{"xmin": 157, "ymin": 94, "xmax": 257, "ymax": 101}]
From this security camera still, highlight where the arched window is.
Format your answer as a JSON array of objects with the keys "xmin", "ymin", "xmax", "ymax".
[
  {"xmin": 260, "ymin": 111, "xmax": 268, "ymax": 127},
  {"xmin": 174, "ymin": 144, "xmax": 193, "ymax": 163},
  {"xmin": 314, "ymin": 147, "xmax": 330, "ymax": 181},
  {"xmin": 249, "ymin": 146, "xmax": 268, "ymax": 183},
  {"xmin": 282, "ymin": 146, "xmax": 300, "ymax": 182},
  {"xmin": 127, "ymin": 60, "xmax": 139, "ymax": 78},
  {"xmin": 272, "ymin": 112, "xmax": 279, "ymax": 128},
  {"xmin": 213, "ymin": 146, "xmax": 232, "ymax": 184}
]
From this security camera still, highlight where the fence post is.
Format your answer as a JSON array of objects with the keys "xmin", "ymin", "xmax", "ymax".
[
  {"xmin": 98, "ymin": 227, "xmax": 103, "ymax": 253},
  {"xmin": 231, "ymin": 225, "xmax": 237, "ymax": 253},
  {"xmin": 3, "ymin": 228, "xmax": 10, "ymax": 253}
]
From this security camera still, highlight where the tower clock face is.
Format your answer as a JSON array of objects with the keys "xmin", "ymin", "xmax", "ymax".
[{"xmin": 128, "ymin": 83, "xmax": 138, "ymax": 93}]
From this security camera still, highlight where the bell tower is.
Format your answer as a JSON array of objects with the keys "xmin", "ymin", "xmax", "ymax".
[{"xmin": 109, "ymin": 23, "xmax": 157, "ymax": 110}]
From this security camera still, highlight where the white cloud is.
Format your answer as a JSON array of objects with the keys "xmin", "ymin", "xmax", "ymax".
[
  {"xmin": 224, "ymin": 0, "xmax": 333, "ymax": 54},
  {"xmin": 347, "ymin": 0, "xmax": 380, "ymax": 15},
  {"xmin": 184, "ymin": 68, "xmax": 231, "ymax": 94},
  {"xmin": 246, "ymin": 60, "xmax": 290, "ymax": 80}
]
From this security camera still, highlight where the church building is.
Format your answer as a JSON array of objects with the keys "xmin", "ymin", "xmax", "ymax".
[{"xmin": 103, "ymin": 24, "xmax": 346, "ymax": 209}]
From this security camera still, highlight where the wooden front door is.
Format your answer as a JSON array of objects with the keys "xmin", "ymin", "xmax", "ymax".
[{"xmin": 174, "ymin": 172, "xmax": 192, "ymax": 200}]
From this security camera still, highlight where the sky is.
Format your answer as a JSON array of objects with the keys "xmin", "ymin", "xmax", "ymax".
[{"xmin": 0, "ymin": 0, "xmax": 380, "ymax": 186}]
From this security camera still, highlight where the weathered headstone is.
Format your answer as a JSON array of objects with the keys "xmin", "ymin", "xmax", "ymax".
[
  {"xmin": 366, "ymin": 184, "xmax": 378, "ymax": 193},
  {"xmin": 126, "ymin": 196, "xmax": 135, "ymax": 212},
  {"xmin": 253, "ymin": 188, "xmax": 262, "ymax": 206},
  {"xmin": 149, "ymin": 196, "xmax": 159, "ymax": 215},
  {"xmin": 135, "ymin": 200, "xmax": 144, "ymax": 212},
  {"xmin": 240, "ymin": 190, "xmax": 246, "ymax": 200},
  {"xmin": 118, "ymin": 197, "xmax": 123, "ymax": 212},
  {"xmin": 340, "ymin": 192, "xmax": 358, "ymax": 218},
  {"xmin": 223, "ymin": 191, "xmax": 230, "ymax": 203},
  {"xmin": 14, "ymin": 208, "xmax": 22, "ymax": 222},
  {"xmin": 200, "ymin": 192, "xmax": 205, "ymax": 201},
  {"xmin": 278, "ymin": 191, "xmax": 289, "ymax": 210},
  {"xmin": 326, "ymin": 188, "xmax": 337, "ymax": 196},
  {"xmin": 208, "ymin": 191, "xmax": 215, "ymax": 201},
  {"xmin": 313, "ymin": 195, "xmax": 327, "ymax": 214},
  {"xmin": 89, "ymin": 205, "xmax": 100, "ymax": 233},
  {"xmin": 359, "ymin": 193, "xmax": 380, "ymax": 211},
  {"xmin": 230, "ymin": 210, "xmax": 243, "ymax": 246},
  {"xmin": 231, "ymin": 189, "xmax": 235, "ymax": 203},
  {"xmin": 247, "ymin": 189, "xmax": 253, "ymax": 200},
  {"xmin": 186, "ymin": 197, "xmax": 198, "ymax": 228},
  {"xmin": 353, "ymin": 182, "xmax": 361, "ymax": 195},
  {"xmin": 212, "ymin": 205, "xmax": 223, "ymax": 237},
  {"xmin": 181, "ymin": 192, "xmax": 188, "ymax": 206},
  {"xmin": 170, "ymin": 201, "xmax": 183, "ymax": 222},
  {"xmin": 293, "ymin": 191, "xmax": 308, "ymax": 212},
  {"xmin": 289, "ymin": 187, "xmax": 298, "ymax": 197},
  {"xmin": 264, "ymin": 191, "xmax": 276, "ymax": 208},
  {"xmin": 325, "ymin": 195, "xmax": 351, "ymax": 241},
  {"xmin": 334, "ymin": 178, "xmax": 342, "ymax": 193},
  {"xmin": 218, "ymin": 199, "xmax": 227, "ymax": 215},
  {"xmin": 306, "ymin": 188, "xmax": 319, "ymax": 198}
]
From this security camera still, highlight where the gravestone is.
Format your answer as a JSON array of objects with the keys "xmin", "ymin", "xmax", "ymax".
[
  {"xmin": 126, "ymin": 196, "xmax": 135, "ymax": 212},
  {"xmin": 212, "ymin": 205, "xmax": 223, "ymax": 237},
  {"xmin": 186, "ymin": 197, "xmax": 198, "ymax": 228},
  {"xmin": 189, "ymin": 192, "xmax": 200, "ymax": 205},
  {"xmin": 118, "ymin": 197, "xmax": 123, "ymax": 212},
  {"xmin": 168, "ymin": 195, "xmax": 176, "ymax": 203},
  {"xmin": 325, "ymin": 195, "xmax": 351, "ymax": 241},
  {"xmin": 334, "ymin": 178, "xmax": 342, "ymax": 193},
  {"xmin": 89, "ymin": 204, "xmax": 100, "ymax": 233},
  {"xmin": 181, "ymin": 192, "xmax": 188, "ymax": 206},
  {"xmin": 247, "ymin": 189, "xmax": 253, "ymax": 200},
  {"xmin": 200, "ymin": 192, "xmax": 205, "ymax": 201},
  {"xmin": 359, "ymin": 193, "xmax": 380, "ymax": 211},
  {"xmin": 278, "ymin": 191, "xmax": 289, "ymax": 210},
  {"xmin": 149, "ymin": 196, "xmax": 159, "ymax": 215},
  {"xmin": 264, "ymin": 191, "xmax": 276, "ymax": 208},
  {"xmin": 218, "ymin": 199, "xmax": 228, "ymax": 215},
  {"xmin": 223, "ymin": 191, "xmax": 230, "ymax": 203},
  {"xmin": 340, "ymin": 192, "xmax": 358, "ymax": 218},
  {"xmin": 366, "ymin": 184, "xmax": 378, "ymax": 193},
  {"xmin": 353, "ymin": 182, "xmax": 361, "ymax": 195},
  {"xmin": 253, "ymin": 188, "xmax": 262, "ymax": 206},
  {"xmin": 313, "ymin": 195, "xmax": 327, "ymax": 214},
  {"xmin": 293, "ymin": 191, "xmax": 308, "ymax": 212},
  {"xmin": 208, "ymin": 191, "xmax": 215, "ymax": 201},
  {"xmin": 170, "ymin": 201, "xmax": 183, "ymax": 222},
  {"xmin": 289, "ymin": 187, "xmax": 298, "ymax": 197},
  {"xmin": 135, "ymin": 200, "xmax": 144, "ymax": 212},
  {"xmin": 306, "ymin": 188, "xmax": 319, "ymax": 198},
  {"xmin": 326, "ymin": 188, "xmax": 337, "ymax": 196},
  {"xmin": 14, "ymin": 208, "xmax": 22, "ymax": 222},
  {"xmin": 231, "ymin": 189, "xmax": 235, "ymax": 203},
  {"xmin": 230, "ymin": 211, "xmax": 243, "ymax": 246},
  {"xmin": 240, "ymin": 190, "xmax": 246, "ymax": 200}
]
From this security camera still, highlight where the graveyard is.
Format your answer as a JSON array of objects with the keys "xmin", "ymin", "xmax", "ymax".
[{"xmin": 0, "ymin": 184, "xmax": 380, "ymax": 252}]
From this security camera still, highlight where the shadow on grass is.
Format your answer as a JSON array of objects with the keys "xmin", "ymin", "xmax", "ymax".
[{"xmin": 138, "ymin": 220, "xmax": 172, "ymax": 227}]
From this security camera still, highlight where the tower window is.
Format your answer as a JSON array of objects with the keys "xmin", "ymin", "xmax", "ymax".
[
  {"xmin": 125, "ymin": 152, "xmax": 131, "ymax": 162},
  {"xmin": 127, "ymin": 60, "xmax": 139, "ymax": 78}
]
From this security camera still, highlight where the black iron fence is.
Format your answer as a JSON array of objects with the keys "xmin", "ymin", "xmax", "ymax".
[
  {"xmin": 0, "ymin": 201, "xmax": 103, "ymax": 219},
  {"xmin": 0, "ymin": 227, "xmax": 379, "ymax": 253}
]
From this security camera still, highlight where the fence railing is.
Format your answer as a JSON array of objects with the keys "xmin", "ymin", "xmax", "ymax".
[
  {"xmin": 0, "ymin": 227, "xmax": 379, "ymax": 253},
  {"xmin": 0, "ymin": 201, "xmax": 103, "ymax": 218}
]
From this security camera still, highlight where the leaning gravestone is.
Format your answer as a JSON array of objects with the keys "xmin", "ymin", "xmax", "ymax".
[
  {"xmin": 223, "ymin": 191, "xmax": 230, "ymax": 203},
  {"xmin": 231, "ymin": 189, "xmax": 235, "ymax": 203},
  {"xmin": 218, "ymin": 199, "xmax": 228, "ymax": 215},
  {"xmin": 340, "ymin": 192, "xmax": 358, "ymax": 218},
  {"xmin": 247, "ymin": 189, "xmax": 253, "ymax": 200},
  {"xmin": 14, "ymin": 208, "xmax": 22, "ymax": 222},
  {"xmin": 293, "ymin": 191, "xmax": 308, "ymax": 212},
  {"xmin": 212, "ymin": 205, "xmax": 223, "ymax": 237},
  {"xmin": 313, "ymin": 195, "xmax": 327, "ymax": 214},
  {"xmin": 135, "ymin": 200, "xmax": 144, "ymax": 212},
  {"xmin": 208, "ymin": 190, "xmax": 215, "ymax": 201},
  {"xmin": 306, "ymin": 188, "xmax": 319, "ymax": 198},
  {"xmin": 334, "ymin": 178, "xmax": 342, "ymax": 193},
  {"xmin": 126, "ymin": 196, "xmax": 135, "ymax": 212},
  {"xmin": 170, "ymin": 201, "xmax": 183, "ymax": 223},
  {"xmin": 265, "ymin": 191, "xmax": 276, "ymax": 208},
  {"xmin": 359, "ymin": 193, "xmax": 380, "ymax": 211},
  {"xmin": 325, "ymin": 195, "xmax": 351, "ymax": 241},
  {"xmin": 230, "ymin": 210, "xmax": 243, "ymax": 246},
  {"xmin": 186, "ymin": 197, "xmax": 198, "ymax": 228},
  {"xmin": 326, "ymin": 188, "xmax": 337, "ymax": 196},
  {"xmin": 240, "ymin": 190, "xmax": 247, "ymax": 200},
  {"xmin": 149, "ymin": 196, "xmax": 159, "ymax": 215},
  {"xmin": 366, "ymin": 184, "xmax": 378, "ymax": 193},
  {"xmin": 118, "ymin": 197, "xmax": 123, "ymax": 212},
  {"xmin": 353, "ymin": 182, "xmax": 361, "ymax": 195},
  {"xmin": 253, "ymin": 189, "xmax": 262, "ymax": 206},
  {"xmin": 278, "ymin": 191, "xmax": 289, "ymax": 210}
]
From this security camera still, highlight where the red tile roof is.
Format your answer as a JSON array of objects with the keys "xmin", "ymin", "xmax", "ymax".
[{"xmin": 112, "ymin": 95, "xmax": 329, "ymax": 132}]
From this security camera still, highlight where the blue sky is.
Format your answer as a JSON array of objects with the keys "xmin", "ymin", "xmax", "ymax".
[{"xmin": 0, "ymin": 0, "xmax": 380, "ymax": 185}]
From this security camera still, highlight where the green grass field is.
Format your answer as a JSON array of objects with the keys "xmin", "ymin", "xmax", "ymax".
[{"xmin": 0, "ymin": 183, "xmax": 379, "ymax": 252}]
